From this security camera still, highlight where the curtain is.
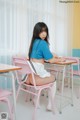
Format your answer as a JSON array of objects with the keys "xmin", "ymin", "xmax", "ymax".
[
  {"xmin": 55, "ymin": 0, "xmax": 73, "ymax": 56},
  {"xmin": 0, "ymin": 0, "xmax": 73, "ymax": 88}
]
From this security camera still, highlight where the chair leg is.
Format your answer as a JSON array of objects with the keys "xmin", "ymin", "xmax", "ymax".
[
  {"xmin": 4, "ymin": 98, "xmax": 13, "ymax": 120},
  {"xmin": 32, "ymin": 89, "xmax": 41, "ymax": 109},
  {"xmin": 11, "ymin": 85, "xmax": 21, "ymax": 114},
  {"xmin": 25, "ymin": 87, "xmax": 34, "ymax": 102},
  {"xmin": 32, "ymin": 90, "xmax": 41, "ymax": 120},
  {"xmin": 30, "ymin": 87, "xmax": 34, "ymax": 101},
  {"xmin": 25, "ymin": 87, "xmax": 30, "ymax": 102},
  {"xmin": 16, "ymin": 85, "xmax": 21, "ymax": 101},
  {"xmin": 57, "ymin": 72, "xmax": 61, "ymax": 91}
]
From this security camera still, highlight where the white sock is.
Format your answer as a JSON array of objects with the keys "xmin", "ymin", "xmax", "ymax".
[
  {"xmin": 47, "ymin": 81, "xmax": 56, "ymax": 112},
  {"xmin": 33, "ymin": 96, "xmax": 41, "ymax": 109}
]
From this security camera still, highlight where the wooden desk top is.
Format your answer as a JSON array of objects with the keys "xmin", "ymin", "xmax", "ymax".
[
  {"xmin": 0, "ymin": 64, "xmax": 21, "ymax": 73},
  {"xmin": 52, "ymin": 60, "xmax": 77, "ymax": 65},
  {"xmin": 45, "ymin": 60, "xmax": 77, "ymax": 65}
]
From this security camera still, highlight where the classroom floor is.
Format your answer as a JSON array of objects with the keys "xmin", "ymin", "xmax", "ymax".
[{"xmin": 0, "ymin": 84, "xmax": 80, "ymax": 120}]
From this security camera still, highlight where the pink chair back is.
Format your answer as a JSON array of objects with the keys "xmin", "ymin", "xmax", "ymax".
[{"xmin": 13, "ymin": 57, "xmax": 37, "ymax": 87}]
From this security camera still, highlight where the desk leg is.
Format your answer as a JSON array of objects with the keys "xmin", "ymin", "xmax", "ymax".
[
  {"xmin": 59, "ymin": 66, "xmax": 65, "ymax": 114},
  {"xmin": 71, "ymin": 65, "xmax": 74, "ymax": 106},
  {"xmin": 11, "ymin": 72, "xmax": 16, "ymax": 120}
]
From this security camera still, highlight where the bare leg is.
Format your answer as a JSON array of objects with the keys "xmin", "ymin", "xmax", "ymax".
[
  {"xmin": 25, "ymin": 74, "xmax": 56, "ymax": 111},
  {"xmin": 30, "ymin": 74, "xmax": 56, "ymax": 111},
  {"xmin": 25, "ymin": 74, "xmax": 32, "ymax": 84}
]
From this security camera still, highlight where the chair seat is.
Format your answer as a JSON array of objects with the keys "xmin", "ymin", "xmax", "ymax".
[
  {"xmin": 24, "ymin": 82, "xmax": 53, "ymax": 89},
  {"xmin": 0, "ymin": 89, "xmax": 12, "ymax": 98}
]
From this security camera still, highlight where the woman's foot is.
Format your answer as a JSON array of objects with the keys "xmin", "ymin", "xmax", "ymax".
[
  {"xmin": 46, "ymin": 104, "xmax": 52, "ymax": 111},
  {"xmin": 46, "ymin": 107, "xmax": 56, "ymax": 114},
  {"xmin": 46, "ymin": 103, "xmax": 56, "ymax": 114}
]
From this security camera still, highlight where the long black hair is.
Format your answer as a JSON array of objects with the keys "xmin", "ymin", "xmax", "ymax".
[{"xmin": 28, "ymin": 22, "xmax": 49, "ymax": 59}]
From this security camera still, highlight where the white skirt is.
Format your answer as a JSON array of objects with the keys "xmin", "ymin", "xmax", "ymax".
[{"xmin": 31, "ymin": 61, "xmax": 51, "ymax": 78}]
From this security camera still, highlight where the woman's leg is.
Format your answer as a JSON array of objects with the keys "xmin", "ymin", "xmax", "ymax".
[
  {"xmin": 25, "ymin": 74, "xmax": 56, "ymax": 111},
  {"xmin": 47, "ymin": 81, "xmax": 56, "ymax": 112},
  {"xmin": 30, "ymin": 74, "xmax": 56, "ymax": 111}
]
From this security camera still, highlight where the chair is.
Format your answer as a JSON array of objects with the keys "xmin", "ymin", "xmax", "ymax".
[
  {"xmin": 0, "ymin": 89, "xmax": 12, "ymax": 120},
  {"xmin": 13, "ymin": 56, "xmax": 56, "ymax": 120},
  {"xmin": 64, "ymin": 57, "xmax": 80, "ymax": 97}
]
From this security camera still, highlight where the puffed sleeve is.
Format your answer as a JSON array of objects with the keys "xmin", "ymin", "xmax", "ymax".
[{"xmin": 41, "ymin": 41, "xmax": 53, "ymax": 60}]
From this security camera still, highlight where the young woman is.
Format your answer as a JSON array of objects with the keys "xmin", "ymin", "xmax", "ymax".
[
  {"xmin": 26, "ymin": 22, "xmax": 65, "ymax": 110},
  {"xmin": 26, "ymin": 22, "xmax": 65, "ymax": 85}
]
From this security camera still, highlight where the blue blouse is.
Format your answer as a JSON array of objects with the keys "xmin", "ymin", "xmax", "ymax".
[{"xmin": 30, "ymin": 39, "xmax": 53, "ymax": 60}]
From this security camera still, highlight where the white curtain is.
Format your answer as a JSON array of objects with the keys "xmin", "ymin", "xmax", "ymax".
[
  {"xmin": 0, "ymin": 0, "xmax": 73, "ymax": 88},
  {"xmin": 55, "ymin": 0, "xmax": 73, "ymax": 56},
  {"xmin": 0, "ymin": 0, "xmax": 56, "ymax": 61}
]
